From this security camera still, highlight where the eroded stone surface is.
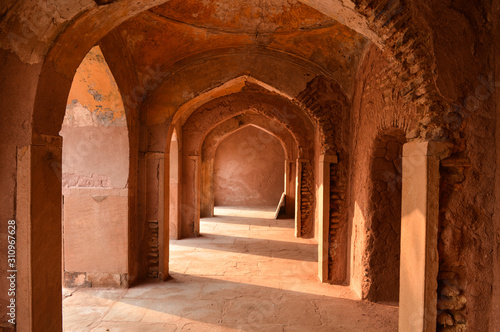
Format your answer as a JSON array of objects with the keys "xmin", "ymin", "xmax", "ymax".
[{"xmin": 1, "ymin": 0, "xmax": 499, "ymax": 330}]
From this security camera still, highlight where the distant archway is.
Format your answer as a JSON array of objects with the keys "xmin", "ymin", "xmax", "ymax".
[
  {"xmin": 13, "ymin": 0, "xmax": 443, "ymax": 328},
  {"xmin": 164, "ymin": 86, "xmax": 316, "ymax": 242},
  {"xmin": 201, "ymin": 112, "xmax": 298, "ymax": 219},
  {"xmin": 213, "ymin": 125, "xmax": 286, "ymax": 209}
]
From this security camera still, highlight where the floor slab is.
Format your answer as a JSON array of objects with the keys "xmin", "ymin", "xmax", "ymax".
[{"xmin": 63, "ymin": 206, "xmax": 398, "ymax": 331}]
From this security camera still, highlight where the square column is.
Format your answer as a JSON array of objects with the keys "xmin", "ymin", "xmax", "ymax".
[
  {"xmin": 17, "ymin": 135, "xmax": 63, "ymax": 332},
  {"xmin": 180, "ymin": 154, "xmax": 201, "ymax": 238},
  {"xmin": 284, "ymin": 159, "xmax": 295, "ymax": 218},
  {"xmin": 400, "ymin": 141, "xmax": 450, "ymax": 332},
  {"xmin": 295, "ymin": 160, "xmax": 303, "ymax": 238},
  {"xmin": 200, "ymin": 159, "xmax": 214, "ymax": 218}
]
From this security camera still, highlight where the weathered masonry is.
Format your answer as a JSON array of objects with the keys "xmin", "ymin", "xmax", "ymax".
[{"xmin": 1, "ymin": 0, "xmax": 500, "ymax": 331}]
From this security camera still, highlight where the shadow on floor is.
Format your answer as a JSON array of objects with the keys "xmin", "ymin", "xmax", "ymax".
[
  {"xmin": 68, "ymin": 273, "xmax": 398, "ymax": 332},
  {"xmin": 63, "ymin": 206, "xmax": 398, "ymax": 331},
  {"xmin": 173, "ymin": 233, "xmax": 317, "ymax": 262},
  {"xmin": 204, "ymin": 215, "xmax": 295, "ymax": 229}
]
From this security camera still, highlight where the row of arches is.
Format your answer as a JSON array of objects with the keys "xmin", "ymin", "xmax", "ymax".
[
  {"xmin": 53, "ymin": 37, "xmax": 449, "ymax": 329},
  {"xmin": 47, "ymin": 41, "xmax": 451, "ymax": 332},
  {"xmin": 3, "ymin": 0, "xmax": 469, "ymax": 330},
  {"xmin": 59, "ymin": 44, "xmax": 408, "ymax": 304}
]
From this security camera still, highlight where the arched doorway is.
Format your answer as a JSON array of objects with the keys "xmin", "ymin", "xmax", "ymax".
[
  {"xmin": 213, "ymin": 125, "xmax": 285, "ymax": 211},
  {"xmin": 9, "ymin": 0, "xmax": 444, "ymax": 329},
  {"xmin": 61, "ymin": 46, "xmax": 130, "ymax": 288}
]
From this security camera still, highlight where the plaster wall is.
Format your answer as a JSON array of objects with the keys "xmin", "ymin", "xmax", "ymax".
[
  {"xmin": 214, "ymin": 126, "xmax": 285, "ymax": 207},
  {"xmin": 60, "ymin": 47, "xmax": 129, "ymax": 287}
]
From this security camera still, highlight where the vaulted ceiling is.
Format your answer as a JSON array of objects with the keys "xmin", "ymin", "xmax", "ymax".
[{"xmin": 110, "ymin": 0, "xmax": 369, "ymax": 97}]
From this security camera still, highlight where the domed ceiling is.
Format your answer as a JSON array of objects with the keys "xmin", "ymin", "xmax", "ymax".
[
  {"xmin": 149, "ymin": 0, "xmax": 338, "ymax": 34},
  {"xmin": 108, "ymin": 0, "xmax": 369, "ymax": 97}
]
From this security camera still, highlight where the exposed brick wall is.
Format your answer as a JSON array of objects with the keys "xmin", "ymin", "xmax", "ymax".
[
  {"xmin": 430, "ymin": 2, "xmax": 495, "ymax": 324},
  {"xmin": 353, "ymin": 0, "xmax": 446, "ymax": 140},
  {"xmin": 437, "ymin": 158, "xmax": 485, "ymax": 331},
  {"xmin": 365, "ymin": 131, "xmax": 404, "ymax": 303},
  {"xmin": 296, "ymin": 75, "xmax": 351, "ymax": 281},
  {"xmin": 147, "ymin": 220, "xmax": 160, "ymax": 279},
  {"xmin": 296, "ymin": 76, "xmax": 349, "ymax": 155},
  {"xmin": 349, "ymin": 43, "xmax": 418, "ymax": 297},
  {"xmin": 433, "ymin": 53, "xmax": 495, "ymax": 332},
  {"xmin": 352, "ymin": 2, "xmax": 496, "ymax": 329},
  {"xmin": 300, "ymin": 161, "xmax": 315, "ymax": 237},
  {"xmin": 328, "ymin": 160, "xmax": 348, "ymax": 284}
]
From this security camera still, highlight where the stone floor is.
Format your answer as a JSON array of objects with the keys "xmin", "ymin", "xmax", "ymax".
[{"xmin": 63, "ymin": 206, "xmax": 398, "ymax": 331}]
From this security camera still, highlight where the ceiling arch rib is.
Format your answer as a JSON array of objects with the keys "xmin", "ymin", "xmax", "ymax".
[
  {"xmin": 30, "ymin": 0, "xmax": 442, "ymax": 141},
  {"xmin": 160, "ymin": 75, "xmax": 316, "ymax": 153},
  {"xmin": 144, "ymin": 49, "xmax": 350, "ymax": 127},
  {"xmin": 179, "ymin": 89, "xmax": 315, "ymax": 159},
  {"xmin": 202, "ymin": 112, "xmax": 298, "ymax": 162}
]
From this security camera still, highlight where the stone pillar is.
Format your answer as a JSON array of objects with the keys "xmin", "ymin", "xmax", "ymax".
[
  {"xmin": 158, "ymin": 157, "xmax": 168, "ymax": 281},
  {"xmin": 284, "ymin": 159, "xmax": 295, "ymax": 218},
  {"xmin": 200, "ymin": 158, "xmax": 214, "ymax": 218},
  {"xmin": 17, "ymin": 135, "xmax": 63, "ymax": 332},
  {"xmin": 168, "ymin": 132, "xmax": 182, "ymax": 240},
  {"xmin": 400, "ymin": 141, "xmax": 450, "ymax": 332},
  {"xmin": 318, "ymin": 154, "xmax": 338, "ymax": 282},
  {"xmin": 192, "ymin": 156, "xmax": 201, "ymax": 236},
  {"xmin": 284, "ymin": 159, "xmax": 289, "ymax": 196},
  {"xmin": 295, "ymin": 159, "xmax": 313, "ymax": 237},
  {"xmin": 295, "ymin": 160, "xmax": 303, "ymax": 238},
  {"xmin": 181, "ymin": 155, "xmax": 201, "ymax": 237}
]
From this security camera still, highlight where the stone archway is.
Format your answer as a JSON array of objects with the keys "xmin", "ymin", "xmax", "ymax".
[
  {"xmin": 170, "ymin": 88, "xmax": 316, "ymax": 240},
  {"xmin": 6, "ymin": 1, "xmax": 449, "ymax": 330},
  {"xmin": 200, "ymin": 113, "xmax": 298, "ymax": 219},
  {"xmin": 212, "ymin": 125, "xmax": 287, "ymax": 209},
  {"xmin": 60, "ymin": 45, "xmax": 131, "ymax": 288}
]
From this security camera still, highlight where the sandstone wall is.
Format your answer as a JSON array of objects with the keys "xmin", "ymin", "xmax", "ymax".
[
  {"xmin": 60, "ymin": 46, "xmax": 130, "ymax": 287},
  {"xmin": 214, "ymin": 126, "xmax": 285, "ymax": 207}
]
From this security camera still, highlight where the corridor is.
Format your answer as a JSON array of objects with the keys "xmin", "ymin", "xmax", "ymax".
[{"xmin": 63, "ymin": 207, "xmax": 397, "ymax": 331}]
